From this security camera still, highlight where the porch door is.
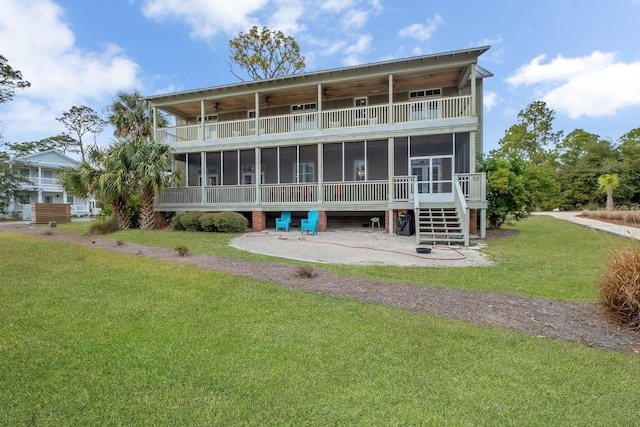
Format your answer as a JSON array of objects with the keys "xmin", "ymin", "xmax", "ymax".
[{"xmin": 410, "ymin": 156, "xmax": 453, "ymax": 202}]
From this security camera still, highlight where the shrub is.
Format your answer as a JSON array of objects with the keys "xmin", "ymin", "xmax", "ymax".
[
  {"xmin": 89, "ymin": 215, "xmax": 119, "ymax": 235},
  {"xmin": 175, "ymin": 245, "xmax": 189, "ymax": 256},
  {"xmin": 199, "ymin": 213, "xmax": 217, "ymax": 232},
  {"xmin": 212, "ymin": 211, "xmax": 249, "ymax": 233},
  {"xmin": 600, "ymin": 248, "xmax": 640, "ymax": 330},
  {"xmin": 169, "ymin": 213, "xmax": 185, "ymax": 231},
  {"xmin": 180, "ymin": 212, "xmax": 204, "ymax": 231}
]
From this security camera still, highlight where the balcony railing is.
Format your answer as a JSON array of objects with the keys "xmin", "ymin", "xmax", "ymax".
[
  {"xmin": 156, "ymin": 174, "xmax": 485, "ymax": 207},
  {"xmin": 24, "ymin": 177, "xmax": 59, "ymax": 187},
  {"xmin": 155, "ymin": 95, "xmax": 473, "ymax": 145}
]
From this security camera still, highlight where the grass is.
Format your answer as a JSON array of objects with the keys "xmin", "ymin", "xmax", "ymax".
[
  {"xmin": 2, "ymin": 232, "xmax": 640, "ymax": 425},
  {"xmin": 56, "ymin": 215, "xmax": 640, "ymax": 303}
]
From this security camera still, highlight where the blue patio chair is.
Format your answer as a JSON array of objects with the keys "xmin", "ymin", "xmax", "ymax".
[
  {"xmin": 300, "ymin": 210, "xmax": 319, "ymax": 235},
  {"xmin": 275, "ymin": 211, "xmax": 291, "ymax": 232}
]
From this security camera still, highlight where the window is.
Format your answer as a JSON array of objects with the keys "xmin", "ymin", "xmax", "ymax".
[
  {"xmin": 354, "ymin": 159, "xmax": 366, "ymax": 181},
  {"xmin": 197, "ymin": 114, "xmax": 218, "ymax": 122},
  {"xmin": 248, "ymin": 110, "xmax": 256, "ymax": 118},
  {"xmin": 354, "ymin": 97, "xmax": 367, "ymax": 119},
  {"xmin": 409, "ymin": 88, "xmax": 442, "ymax": 99},
  {"xmin": 19, "ymin": 168, "xmax": 30, "ymax": 177},
  {"xmin": 66, "ymin": 195, "xmax": 74, "ymax": 203},
  {"xmin": 294, "ymin": 163, "xmax": 315, "ymax": 183},
  {"xmin": 291, "ymin": 103, "xmax": 316, "ymax": 112}
]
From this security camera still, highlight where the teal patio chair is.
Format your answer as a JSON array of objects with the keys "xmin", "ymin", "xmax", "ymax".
[
  {"xmin": 300, "ymin": 210, "xmax": 319, "ymax": 235},
  {"xmin": 275, "ymin": 211, "xmax": 292, "ymax": 232}
]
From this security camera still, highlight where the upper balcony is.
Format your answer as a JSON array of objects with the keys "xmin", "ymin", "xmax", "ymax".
[{"xmin": 155, "ymin": 95, "xmax": 474, "ymax": 145}]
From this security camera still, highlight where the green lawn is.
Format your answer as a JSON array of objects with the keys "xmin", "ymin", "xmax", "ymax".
[
  {"xmin": 2, "ymin": 229, "xmax": 640, "ymax": 425},
  {"xmin": 58, "ymin": 215, "xmax": 640, "ymax": 302}
]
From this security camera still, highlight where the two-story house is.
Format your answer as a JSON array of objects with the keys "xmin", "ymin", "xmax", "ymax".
[
  {"xmin": 7, "ymin": 150, "xmax": 94, "ymax": 220},
  {"xmin": 145, "ymin": 46, "xmax": 492, "ymax": 245}
]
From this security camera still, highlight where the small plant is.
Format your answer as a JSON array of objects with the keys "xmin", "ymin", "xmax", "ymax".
[
  {"xmin": 89, "ymin": 215, "xmax": 119, "ymax": 235},
  {"xmin": 175, "ymin": 245, "xmax": 189, "ymax": 257},
  {"xmin": 116, "ymin": 240, "xmax": 125, "ymax": 246},
  {"xmin": 43, "ymin": 230, "xmax": 52, "ymax": 236},
  {"xmin": 600, "ymin": 248, "xmax": 640, "ymax": 330},
  {"xmin": 296, "ymin": 266, "xmax": 316, "ymax": 279}
]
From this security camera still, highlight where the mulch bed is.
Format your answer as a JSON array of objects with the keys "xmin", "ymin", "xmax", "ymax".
[{"xmin": 4, "ymin": 223, "xmax": 640, "ymax": 355}]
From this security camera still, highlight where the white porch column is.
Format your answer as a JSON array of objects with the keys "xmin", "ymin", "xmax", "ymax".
[
  {"xmin": 317, "ymin": 84, "xmax": 322, "ymax": 130},
  {"xmin": 388, "ymin": 74, "xmax": 394, "ymax": 124},
  {"xmin": 470, "ymin": 63, "xmax": 476, "ymax": 116},
  {"xmin": 469, "ymin": 130, "xmax": 477, "ymax": 173},
  {"xmin": 317, "ymin": 142, "xmax": 324, "ymax": 203},
  {"xmin": 37, "ymin": 167, "xmax": 43, "ymax": 202},
  {"xmin": 254, "ymin": 92, "xmax": 260, "ymax": 135},
  {"xmin": 152, "ymin": 106, "xmax": 157, "ymax": 141},
  {"xmin": 200, "ymin": 151, "xmax": 206, "ymax": 205},
  {"xmin": 255, "ymin": 147, "xmax": 261, "ymax": 204},
  {"xmin": 200, "ymin": 100, "xmax": 206, "ymax": 141},
  {"xmin": 388, "ymin": 136, "xmax": 394, "ymax": 235}
]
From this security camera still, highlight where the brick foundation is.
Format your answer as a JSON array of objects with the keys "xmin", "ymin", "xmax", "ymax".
[
  {"xmin": 469, "ymin": 209, "xmax": 478, "ymax": 234},
  {"xmin": 317, "ymin": 210, "xmax": 327, "ymax": 232},
  {"xmin": 384, "ymin": 210, "xmax": 390, "ymax": 232},
  {"xmin": 251, "ymin": 211, "xmax": 266, "ymax": 231}
]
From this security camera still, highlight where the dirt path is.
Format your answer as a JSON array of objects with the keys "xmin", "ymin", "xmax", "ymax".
[{"xmin": 4, "ymin": 224, "xmax": 640, "ymax": 355}]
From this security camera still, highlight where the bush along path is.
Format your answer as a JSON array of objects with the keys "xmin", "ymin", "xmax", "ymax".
[{"xmin": 4, "ymin": 224, "xmax": 640, "ymax": 355}]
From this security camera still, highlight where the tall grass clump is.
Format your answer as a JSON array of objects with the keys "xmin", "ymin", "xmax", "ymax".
[
  {"xmin": 89, "ymin": 215, "xmax": 119, "ymax": 235},
  {"xmin": 601, "ymin": 248, "xmax": 640, "ymax": 329}
]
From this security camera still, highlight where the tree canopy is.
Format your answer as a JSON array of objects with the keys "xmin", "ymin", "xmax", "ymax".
[
  {"xmin": 498, "ymin": 101, "xmax": 562, "ymax": 166},
  {"xmin": 106, "ymin": 90, "xmax": 168, "ymax": 140},
  {"xmin": 56, "ymin": 105, "xmax": 107, "ymax": 162},
  {"xmin": 0, "ymin": 55, "xmax": 30, "ymax": 105},
  {"xmin": 228, "ymin": 25, "xmax": 305, "ymax": 81}
]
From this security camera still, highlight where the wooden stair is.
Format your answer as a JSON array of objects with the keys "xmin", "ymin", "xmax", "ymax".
[{"xmin": 416, "ymin": 207, "xmax": 465, "ymax": 245}]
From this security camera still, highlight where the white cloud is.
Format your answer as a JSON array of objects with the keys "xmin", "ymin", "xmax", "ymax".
[
  {"xmin": 507, "ymin": 51, "xmax": 640, "ymax": 118},
  {"xmin": 398, "ymin": 14, "xmax": 443, "ymax": 42},
  {"xmin": 484, "ymin": 91, "xmax": 498, "ymax": 112},
  {"xmin": 142, "ymin": 0, "xmax": 270, "ymax": 39},
  {"xmin": 345, "ymin": 34, "xmax": 372, "ymax": 56},
  {"xmin": 0, "ymin": 0, "xmax": 140, "ymax": 143},
  {"xmin": 342, "ymin": 9, "xmax": 370, "ymax": 29},
  {"xmin": 268, "ymin": 0, "xmax": 307, "ymax": 35}
]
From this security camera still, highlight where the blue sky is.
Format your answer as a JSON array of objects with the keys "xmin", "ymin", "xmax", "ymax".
[{"xmin": 2, "ymin": 0, "xmax": 640, "ymax": 154}]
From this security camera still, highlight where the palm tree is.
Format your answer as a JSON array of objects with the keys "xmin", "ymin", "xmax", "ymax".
[
  {"xmin": 106, "ymin": 90, "xmax": 168, "ymax": 139},
  {"xmin": 123, "ymin": 137, "xmax": 178, "ymax": 229},
  {"xmin": 59, "ymin": 146, "xmax": 134, "ymax": 230},
  {"xmin": 598, "ymin": 173, "xmax": 620, "ymax": 211}
]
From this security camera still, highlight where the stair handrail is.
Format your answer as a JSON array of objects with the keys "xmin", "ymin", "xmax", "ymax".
[
  {"xmin": 413, "ymin": 180, "xmax": 420, "ymax": 245},
  {"xmin": 454, "ymin": 181, "xmax": 469, "ymax": 246}
]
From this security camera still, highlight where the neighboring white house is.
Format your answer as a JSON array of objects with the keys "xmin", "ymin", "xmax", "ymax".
[{"xmin": 7, "ymin": 150, "xmax": 94, "ymax": 220}]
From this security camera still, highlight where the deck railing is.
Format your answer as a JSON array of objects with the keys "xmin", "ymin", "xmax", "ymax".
[
  {"xmin": 156, "ymin": 174, "xmax": 484, "ymax": 207},
  {"xmin": 260, "ymin": 183, "xmax": 318, "ymax": 204},
  {"xmin": 206, "ymin": 185, "xmax": 256, "ymax": 204},
  {"xmin": 155, "ymin": 95, "xmax": 473, "ymax": 144},
  {"xmin": 455, "ymin": 173, "xmax": 486, "ymax": 202}
]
